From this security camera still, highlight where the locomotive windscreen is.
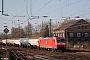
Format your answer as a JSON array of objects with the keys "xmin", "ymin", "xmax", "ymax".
[{"xmin": 57, "ymin": 39, "xmax": 65, "ymax": 42}]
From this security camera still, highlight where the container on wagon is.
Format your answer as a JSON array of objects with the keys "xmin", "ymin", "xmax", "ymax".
[
  {"xmin": 20, "ymin": 38, "xmax": 30, "ymax": 45},
  {"xmin": 9, "ymin": 39, "xmax": 14, "ymax": 45},
  {"xmin": 28, "ymin": 39, "xmax": 39, "ymax": 48},
  {"xmin": 14, "ymin": 39, "xmax": 20, "ymax": 46},
  {"xmin": 2, "ymin": 39, "xmax": 6, "ymax": 44},
  {"xmin": 7, "ymin": 39, "xmax": 12, "ymax": 45},
  {"xmin": 2, "ymin": 39, "xmax": 11, "ymax": 45}
]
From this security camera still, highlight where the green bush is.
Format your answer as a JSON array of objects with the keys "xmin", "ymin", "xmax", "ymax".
[{"xmin": 83, "ymin": 42, "xmax": 90, "ymax": 49}]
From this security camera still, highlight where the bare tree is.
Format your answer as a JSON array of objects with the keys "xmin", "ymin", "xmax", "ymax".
[{"xmin": 24, "ymin": 22, "xmax": 32, "ymax": 38}]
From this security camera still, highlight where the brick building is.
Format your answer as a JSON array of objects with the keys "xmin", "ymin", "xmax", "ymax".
[{"xmin": 52, "ymin": 19, "xmax": 90, "ymax": 48}]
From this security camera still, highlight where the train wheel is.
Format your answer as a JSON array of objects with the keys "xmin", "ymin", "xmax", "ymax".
[
  {"xmin": 29, "ymin": 45, "xmax": 33, "ymax": 49},
  {"xmin": 52, "ymin": 49, "xmax": 55, "ymax": 52},
  {"xmin": 37, "ymin": 46, "xmax": 40, "ymax": 50},
  {"xmin": 27, "ymin": 44, "xmax": 31, "ymax": 48}
]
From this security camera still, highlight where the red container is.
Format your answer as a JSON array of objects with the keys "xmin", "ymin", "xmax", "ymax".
[{"xmin": 39, "ymin": 37, "xmax": 66, "ymax": 50}]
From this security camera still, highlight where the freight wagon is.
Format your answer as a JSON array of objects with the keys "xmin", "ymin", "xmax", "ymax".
[
  {"xmin": 1, "ymin": 39, "xmax": 6, "ymax": 45},
  {"xmin": 14, "ymin": 39, "xmax": 21, "ymax": 47},
  {"xmin": 1, "ymin": 39, "xmax": 14, "ymax": 46},
  {"xmin": 9, "ymin": 39, "xmax": 15, "ymax": 46},
  {"xmin": 39, "ymin": 37, "xmax": 66, "ymax": 51},
  {"xmin": 28, "ymin": 39, "xmax": 39, "ymax": 48}
]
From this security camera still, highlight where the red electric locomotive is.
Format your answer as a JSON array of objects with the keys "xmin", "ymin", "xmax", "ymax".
[{"xmin": 39, "ymin": 37, "xmax": 66, "ymax": 51}]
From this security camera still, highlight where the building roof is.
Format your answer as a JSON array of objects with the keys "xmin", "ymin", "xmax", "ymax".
[{"xmin": 53, "ymin": 19, "xmax": 88, "ymax": 31}]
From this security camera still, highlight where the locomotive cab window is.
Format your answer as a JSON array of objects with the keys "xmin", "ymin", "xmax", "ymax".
[{"xmin": 57, "ymin": 39, "xmax": 64, "ymax": 42}]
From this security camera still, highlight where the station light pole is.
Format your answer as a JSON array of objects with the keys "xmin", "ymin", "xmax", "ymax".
[
  {"xmin": 18, "ymin": 20, "xmax": 20, "ymax": 38},
  {"xmin": 2, "ymin": 0, "xmax": 3, "ymax": 15},
  {"xmin": 0, "ymin": 0, "xmax": 9, "ymax": 16},
  {"xmin": 42, "ymin": 16, "xmax": 53, "ymax": 37},
  {"xmin": 49, "ymin": 19, "xmax": 52, "ymax": 37}
]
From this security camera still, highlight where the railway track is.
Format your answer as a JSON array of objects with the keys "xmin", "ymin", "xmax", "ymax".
[{"xmin": 1, "ymin": 45, "xmax": 90, "ymax": 60}]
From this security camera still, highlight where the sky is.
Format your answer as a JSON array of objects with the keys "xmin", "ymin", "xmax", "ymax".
[{"xmin": 0, "ymin": 0, "xmax": 90, "ymax": 33}]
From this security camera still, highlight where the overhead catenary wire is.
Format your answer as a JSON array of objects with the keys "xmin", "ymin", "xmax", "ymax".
[
  {"xmin": 11, "ymin": 0, "xmax": 26, "ymax": 17},
  {"xmin": 43, "ymin": 0, "xmax": 83, "ymax": 15},
  {"xmin": 29, "ymin": 0, "xmax": 38, "ymax": 16},
  {"xmin": 30, "ymin": 0, "xmax": 32, "ymax": 16},
  {"xmin": 4, "ymin": 0, "xmax": 16, "ymax": 15},
  {"xmin": 0, "ymin": 0, "xmax": 88, "ymax": 23},
  {"xmin": 59, "ymin": 0, "xmax": 63, "ymax": 17},
  {"xmin": 78, "ymin": 12, "xmax": 90, "ymax": 17},
  {"xmin": 24, "ymin": 0, "xmax": 30, "ymax": 17},
  {"xmin": 0, "ymin": 0, "xmax": 38, "ymax": 25},
  {"xmin": 7, "ymin": 0, "xmax": 31, "ymax": 17},
  {"xmin": 1, "ymin": 0, "xmax": 27, "ymax": 21},
  {"xmin": 24, "ymin": 0, "xmax": 38, "ymax": 17},
  {"xmin": 19, "ymin": 0, "xmax": 53, "ymax": 26},
  {"xmin": 33, "ymin": 0, "xmax": 52, "ymax": 15},
  {"xmin": 1, "ymin": 0, "xmax": 90, "ymax": 31},
  {"xmin": 70, "ymin": 8, "xmax": 90, "ymax": 17}
]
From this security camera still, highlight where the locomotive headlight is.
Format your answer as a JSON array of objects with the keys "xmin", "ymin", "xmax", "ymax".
[{"xmin": 57, "ymin": 43, "xmax": 66, "ymax": 45}]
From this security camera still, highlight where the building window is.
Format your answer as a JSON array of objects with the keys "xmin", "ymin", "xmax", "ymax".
[
  {"xmin": 63, "ymin": 33, "xmax": 65, "ymax": 37},
  {"xmin": 54, "ymin": 33, "xmax": 56, "ymax": 37},
  {"xmin": 78, "ymin": 26, "xmax": 80, "ymax": 29},
  {"xmin": 77, "ymin": 33, "xmax": 81, "ymax": 37},
  {"xmin": 58, "ymin": 33, "xmax": 59, "ymax": 37},
  {"xmin": 84, "ymin": 33, "xmax": 89, "ymax": 37},
  {"xmin": 56, "ymin": 33, "xmax": 58, "ymax": 37},
  {"xmin": 82, "ymin": 26, "xmax": 84, "ymax": 29},
  {"xmin": 85, "ymin": 26, "xmax": 87, "ymax": 29},
  {"xmin": 69, "ymin": 33, "xmax": 74, "ymax": 37},
  {"xmin": 59, "ymin": 33, "xmax": 62, "ymax": 37}
]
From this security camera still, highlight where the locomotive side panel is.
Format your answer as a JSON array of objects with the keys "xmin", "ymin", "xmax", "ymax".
[{"xmin": 39, "ymin": 37, "xmax": 57, "ymax": 49}]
